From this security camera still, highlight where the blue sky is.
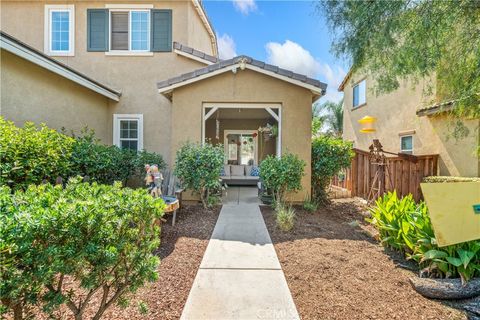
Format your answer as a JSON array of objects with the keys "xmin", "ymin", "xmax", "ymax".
[{"xmin": 203, "ymin": 0, "xmax": 348, "ymax": 102}]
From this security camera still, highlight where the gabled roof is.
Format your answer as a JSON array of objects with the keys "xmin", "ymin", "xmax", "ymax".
[
  {"xmin": 0, "ymin": 31, "xmax": 121, "ymax": 101},
  {"xmin": 173, "ymin": 42, "xmax": 220, "ymax": 65},
  {"xmin": 338, "ymin": 68, "xmax": 353, "ymax": 91},
  {"xmin": 191, "ymin": 0, "xmax": 218, "ymax": 57},
  {"xmin": 157, "ymin": 56, "xmax": 327, "ymax": 100}
]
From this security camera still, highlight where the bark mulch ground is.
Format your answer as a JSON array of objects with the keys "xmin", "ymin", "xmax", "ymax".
[
  {"xmin": 29, "ymin": 204, "xmax": 220, "ymax": 320},
  {"xmin": 261, "ymin": 198, "xmax": 468, "ymax": 320},
  {"xmin": 93, "ymin": 205, "xmax": 220, "ymax": 320}
]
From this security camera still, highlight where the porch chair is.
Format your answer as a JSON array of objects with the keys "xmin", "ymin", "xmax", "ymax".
[{"xmin": 160, "ymin": 169, "xmax": 184, "ymax": 226}]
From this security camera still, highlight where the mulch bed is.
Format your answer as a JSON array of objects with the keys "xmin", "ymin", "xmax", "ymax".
[
  {"xmin": 261, "ymin": 199, "xmax": 468, "ymax": 320},
  {"xmin": 27, "ymin": 204, "xmax": 220, "ymax": 320}
]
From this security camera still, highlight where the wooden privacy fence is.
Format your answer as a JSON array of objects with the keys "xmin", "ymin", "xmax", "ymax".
[{"xmin": 331, "ymin": 148, "xmax": 439, "ymax": 202}]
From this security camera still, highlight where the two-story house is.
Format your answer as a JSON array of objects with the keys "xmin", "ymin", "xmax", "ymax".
[
  {"xmin": 340, "ymin": 71, "xmax": 479, "ymax": 177},
  {"xmin": 1, "ymin": 1, "xmax": 327, "ymax": 201}
]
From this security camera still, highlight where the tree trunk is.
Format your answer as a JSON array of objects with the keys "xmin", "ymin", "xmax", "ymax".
[
  {"xmin": 12, "ymin": 302, "xmax": 23, "ymax": 320},
  {"xmin": 409, "ymin": 277, "xmax": 480, "ymax": 300}
]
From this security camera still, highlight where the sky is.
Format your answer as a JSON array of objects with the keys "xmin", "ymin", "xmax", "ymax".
[{"xmin": 202, "ymin": 0, "xmax": 349, "ymax": 103}]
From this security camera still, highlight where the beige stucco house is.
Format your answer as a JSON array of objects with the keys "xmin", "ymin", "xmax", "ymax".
[
  {"xmin": 340, "ymin": 71, "xmax": 479, "ymax": 177},
  {"xmin": 0, "ymin": 0, "xmax": 326, "ymax": 201}
]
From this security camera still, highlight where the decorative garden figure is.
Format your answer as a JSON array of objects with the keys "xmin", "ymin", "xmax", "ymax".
[{"xmin": 145, "ymin": 164, "xmax": 163, "ymax": 198}]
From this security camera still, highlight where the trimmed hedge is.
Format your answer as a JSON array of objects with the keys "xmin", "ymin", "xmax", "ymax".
[
  {"xmin": 259, "ymin": 153, "xmax": 305, "ymax": 204},
  {"xmin": 0, "ymin": 119, "xmax": 166, "ymax": 188},
  {"xmin": 311, "ymin": 135, "xmax": 354, "ymax": 203},
  {"xmin": 0, "ymin": 179, "xmax": 165, "ymax": 319},
  {"xmin": 174, "ymin": 142, "xmax": 224, "ymax": 208}
]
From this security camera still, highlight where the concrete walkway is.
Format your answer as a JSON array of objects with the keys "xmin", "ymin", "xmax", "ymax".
[{"xmin": 181, "ymin": 187, "xmax": 299, "ymax": 320}]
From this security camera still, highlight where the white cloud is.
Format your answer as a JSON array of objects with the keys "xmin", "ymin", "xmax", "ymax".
[
  {"xmin": 232, "ymin": 0, "xmax": 257, "ymax": 15},
  {"xmin": 318, "ymin": 63, "xmax": 346, "ymax": 103},
  {"xmin": 265, "ymin": 40, "xmax": 346, "ymax": 103},
  {"xmin": 217, "ymin": 33, "xmax": 237, "ymax": 60}
]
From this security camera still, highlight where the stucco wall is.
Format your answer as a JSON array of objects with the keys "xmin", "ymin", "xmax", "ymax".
[
  {"xmin": 1, "ymin": 50, "xmax": 110, "ymax": 142},
  {"xmin": 342, "ymin": 73, "xmax": 479, "ymax": 177},
  {"xmin": 1, "ymin": 0, "xmax": 213, "ymax": 163},
  {"xmin": 171, "ymin": 69, "xmax": 313, "ymax": 201},
  {"xmin": 205, "ymin": 118, "xmax": 277, "ymax": 162}
]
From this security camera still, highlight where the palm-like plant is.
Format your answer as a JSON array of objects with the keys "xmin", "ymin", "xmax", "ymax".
[{"xmin": 314, "ymin": 99, "xmax": 344, "ymax": 136}]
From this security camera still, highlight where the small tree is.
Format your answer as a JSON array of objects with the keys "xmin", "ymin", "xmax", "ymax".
[
  {"xmin": 311, "ymin": 135, "xmax": 354, "ymax": 203},
  {"xmin": 174, "ymin": 142, "xmax": 224, "ymax": 208},
  {"xmin": 259, "ymin": 153, "xmax": 305, "ymax": 204},
  {"xmin": 0, "ymin": 180, "xmax": 165, "ymax": 320}
]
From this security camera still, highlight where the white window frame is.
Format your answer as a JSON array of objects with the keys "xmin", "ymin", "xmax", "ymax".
[
  {"xmin": 107, "ymin": 9, "xmax": 151, "ymax": 55},
  {"xmin": 352, "ymin": 79, "xmax": 366, "ymax": 108},
  {"xmin": 400, "ymin": 135, "xmax": 414, "ymax": 154},
  {"xmin": 113, "ymin": 114, "xmax": 144, "ymax": 151},
  {"xmin": 44, "ymin": 4, "xmax": 75, "ymax": 56}
]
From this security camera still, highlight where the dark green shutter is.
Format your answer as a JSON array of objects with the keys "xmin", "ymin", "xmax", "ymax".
[
  {"xmin": 151, "ymin": 9, "xmax": 172, "ymax": 52},
  {"xmin": 87, "ymin": 9, "xmax": 109, "ymax": 52}
]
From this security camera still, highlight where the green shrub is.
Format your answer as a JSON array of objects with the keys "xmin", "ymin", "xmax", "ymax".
[
  {"xmin": 423, "ymin": 176, "xmax": 480, "ymax": 183},
  {"xmin": 303, "ymin": 197, "xmax": 318, "ymax": 213},
  {"xmin": 368, "ymin": 191, "xmax": 480, "ymax": 283},
  {"xmin": 0, "ymin": 120, "xmax": 166, "ymax": 189},
  {"xmin": 311, "ymin": 135, "xmax": 353, "ymax": 203},
  {"xmin": 174, "ymin": 142, "xmax": 224, "ymax": 208},
  {"xmin": 276, "ymin": 204, "xmax": 296, "ymax": 231},
  {"xmin": 259, "ymin": 153, "xmax": 305, "ymax": 204},
  {"xmin": 0, "ymin": 118, "xmax": 75, "ymax": 190},
  {"xmin": 0, "ymin": 179, "xmax": 165, "ymax": 319}
]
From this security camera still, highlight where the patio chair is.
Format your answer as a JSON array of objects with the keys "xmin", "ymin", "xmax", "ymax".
[{"xmin": 160, "ymin": 169, "xmax": 184, "ymax": 226}]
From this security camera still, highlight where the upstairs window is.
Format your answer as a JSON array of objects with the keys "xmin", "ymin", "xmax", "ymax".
[
  {"xmin": 110, "ymin": 10, "xmax": 150, "ymax": 52},
  {"xmin": 113, "ymin": 114, "xmax": 143, "ymax": 151},
  {"xmin": 400, "ymin": 135, "xmax": 413, "ymax": 154},
  {"xmin": 353, "ymin": 79, "xmax": 366, "ymax": 108},
  {"xmin": 44, "ymin": 5, "xmax": 75, "ymax": 56}
]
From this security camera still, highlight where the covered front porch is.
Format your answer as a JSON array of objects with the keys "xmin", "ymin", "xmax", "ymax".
[{"xmin": 203, "ymin": 104, "xmax": 281, "ymax": 164}]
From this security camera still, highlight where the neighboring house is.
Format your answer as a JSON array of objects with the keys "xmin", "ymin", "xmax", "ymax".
[
  {"xmin": 0, "ymin": 1, "xmax": 326, "ymax": 201},
  {"xmin": 339, "ymin": 71, "xmax": 479, "ymax": 177}
]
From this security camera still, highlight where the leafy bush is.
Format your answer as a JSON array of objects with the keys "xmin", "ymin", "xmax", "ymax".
[
  {"xmin": 0, "ymin": 120, "xmax": 166, "ymax": 189},
  {"xmin": 311, "ymin": 135, "xmax": 353, "ymax": 203},
  {"xmin": 368, "ymin": 191, "xmax": 480, "ymax": 283},
  {"xmin": 0, "ymin": 179, "xmax": 165, "ymax": 319},
  {"xmin": 276, "ymin": 204, "xmax": 296, "ymax": 231},
  {"xmin": 259, "ymin": 153, "xmax": 305, "ymax": 204},
  {"xmin": 0, "ymin": 118, "xmax": 74, "ymax": 190},
  {"xmin": 174, "ymin": 142, "xmax": 224, "ymax": 208},
  {"xmin": 303, "ymin": 197, "xmax": 318, "ymax": 213},
  {"xmin": 70, "ymin": 131, "xmax": 166, "ymax": 185}
]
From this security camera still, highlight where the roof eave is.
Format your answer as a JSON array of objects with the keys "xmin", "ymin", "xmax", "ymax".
[
  {"xmin": 0, "ymin": 32, "xmax": 121, "ymax": 101},
  {"xmin": 157, "ymin": 61, "xmax": 326, "ymax": 99}
]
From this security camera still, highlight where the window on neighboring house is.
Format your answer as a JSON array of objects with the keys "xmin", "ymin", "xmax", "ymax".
[
  {"xmin": 114, "ymin": 114, "xmax": 143, "ymax": 151},
  {"xmin": 353, "ymin": 79, "xmax": 366, "ymax": 108},
  {"xmin": 45, "ymin": 5, "xmax": 75, "ymax": 56},
  {"xmin": 400, "ymin": 135, "xmax": 413, "ymax": 154},
  {"xmin": 110, "ymin": 10, "xmax": 150, "ymax": 52}
]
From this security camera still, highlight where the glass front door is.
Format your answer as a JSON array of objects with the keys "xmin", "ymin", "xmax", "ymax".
[{"xmin": 225, "ymin": 131, "xmax": 257, "ymax": 165}]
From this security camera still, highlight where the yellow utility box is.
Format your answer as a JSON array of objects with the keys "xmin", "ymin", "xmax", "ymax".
[{"xmin": 421, "ymin": 181, "xmax": 480, "ymax": 247}]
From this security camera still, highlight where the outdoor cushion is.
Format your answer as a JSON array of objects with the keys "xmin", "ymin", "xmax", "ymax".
[
  {"xmin": 230, "ymin": 175, "xmax": 246, "ymax": 180},
  {"xmin": 231, "ymin": 165, "xmax": 245, "ymax": 176},
  {"xmin": 250, "ymin": 166, "xmax": 260, "ymax": 176},
  {"xmin": 223, "ymin": 165, "xmax": 231, "ymax": 176},
  {"xmin": 245, "ymin": 165, "xmax": 253, "ymax": 176}
]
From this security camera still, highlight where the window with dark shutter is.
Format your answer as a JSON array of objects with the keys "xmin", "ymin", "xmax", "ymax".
[
  {"xmin": 87, "ymin": 9, "xmax": 108, "ymax": 51},
  {"xmin": 151, "ymin": 9, "xmax": 172, "ymax": 52},
  {"xmin": 111, "ymin": 12, "xmax": 128, "ymax": 50}
]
